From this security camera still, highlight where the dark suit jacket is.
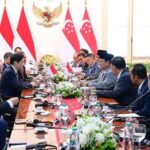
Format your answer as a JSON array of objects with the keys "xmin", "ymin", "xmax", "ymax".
[
  {"xmin": 0, "ymin": 101, "xmax": 12, "ymax": 116},
  {"xmin": 18, "ymin": 66, "xmax": 30, "ymax": 81},
  {"xmin": 132, "ymin": 79, "xmax": 150, "ymax": 116},
  {"xmin": 84, "ymin": 62, "xmax": 100, "ymax": 79},
  {"xmin": 79, "ymin": 63, "xmax": 88, "ymax": 72},
  {"xmin": 2, "ymin": 63, "xmax": 8, "ymax": 72},
  {"xmin": 0, "ymin": 118, "xmax": 7, "ymax": 149},
  {"xmin": 0, "ymin": 66, "xmax": 32, "ymax": 98},
  {"xmin": 96, "ymin": 69, "xmax": 137, "ymax": 105}
]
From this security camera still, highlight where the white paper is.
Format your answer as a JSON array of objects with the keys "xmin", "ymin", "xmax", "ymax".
[
  {"xmin": 10, "ymin": 145, "xmax": 26, "ymax": 149},
  {"xmin": 117, "ymin": 113, "xmax": 142, "ymax": 118},
  {"xmin": 24, "ymin": 95, "xmax": 34, "ymax": 98}
]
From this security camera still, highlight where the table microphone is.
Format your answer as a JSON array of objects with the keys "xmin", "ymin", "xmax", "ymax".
[
  {"xmin": 26, "ymin": 121, "xmax": 65, "ymax": 129},
  {"xmin": 107, "ymin": 90, "xmax": 150, "ymax": 123},
  {"xmin": 35, "ymin": 101, "xmax": 54, "ymax": 108},
  {"xmin": 35, "ymin": 101, "xmax": 49, "ymax": 107},
  {"xmin": 26, "ymin": 142, "xmax": 47, "ymax": 149},
  {"xmin": 26, "ymin": 142, "xmax": 57, "ymax": 150}
]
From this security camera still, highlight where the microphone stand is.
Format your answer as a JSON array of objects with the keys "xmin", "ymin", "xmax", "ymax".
[
  {"xmin": 26, "ymin": 122, "xmax": 66, "ymax": 130},
  {"xmin": 26, "ymin": 141, "xmax": 57, "ymax": 150},
  {"xmin": 107, "ymin": 90, "xmax": 150, "ymax": 123}
]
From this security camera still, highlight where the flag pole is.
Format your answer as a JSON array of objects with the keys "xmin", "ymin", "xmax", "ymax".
[
  {"xmin": 22, "ymin": 0, "xmax": 24, "ymax": 6},
  {"xmin": 67, "ymin": 0, "xmax": 70, "ymax": 6},
  {"xmin": 85, "ymin": 0, "xmax": 87, "ymax": 7},
  {"xmin": 4, "ymin": 0, "xmax": 6, "ymax": 6}
]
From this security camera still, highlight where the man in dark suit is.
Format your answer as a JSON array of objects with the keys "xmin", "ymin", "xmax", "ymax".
[
  {"xmin": 0, "ymin": 118, "xmax": 7, "ymax": 150},
  {"xmin": 131, "ymin": 64, "xmax": 150, "ymax": 141},
  {"xmin": 96, "ymin": 56, "xmax": 137, "ymax": 105},
  {"xmin": 84, "ymin": 53, "xmax": 100, "ymax": 79},
  {"xmin": 0, "ymin": 52, "xmax": 33, "ymax": 99},
  {"xmin": 17, "ymin": 52, "xmax": 30, "ymax": 81},
  {"xmin": 131, "ymin": 64, "xmax": 150, "ymax": 116},
  {"xmin": 2, "ymin": 52, "xmax": 13, "ymax": 72},
  {"xmin": 0, "ymin": 97, "xmax": 19, "ymax": 116},
  {"xmin": 77, "ymin": 53, "xmax": 88, "ymax": 72},
  {"xmin": 0, "ymin": 97, "xmax": 19, "ymax": 139}
]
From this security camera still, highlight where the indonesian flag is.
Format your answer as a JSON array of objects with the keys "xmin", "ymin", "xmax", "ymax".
[
  {"xmin": 80, "ymin": 7, "xmax": 97, "ymax": 54},
  {"xmin": 63, "ymin": 7, "xmax": 80, "ymax": 52},
  {"xmin": 50, "ymin": 64, "xmax": 57, "ymax": 75},
  {"xmin": 17, "ymin": 7, "xmax": 36, "ymax": 61},
  {"xmin": 0, "ymin": 7, "xmax": 14, "ymax": 49},
  {"xmin": 66, "ymin": 62, "xmax": 73, "ymax": 73}
]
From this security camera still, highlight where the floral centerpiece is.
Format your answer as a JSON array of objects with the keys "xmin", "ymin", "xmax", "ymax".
[
  {"xmin": 56, "ymin": 81, "xmax": 81, "ymax": 98},
  {"xmin": 53, "ymin": 71, "xmax": 67, "ymax": 83},
  {"xmin": 74, "ymin": 116, "xmax": 117, "ymax": 150}
]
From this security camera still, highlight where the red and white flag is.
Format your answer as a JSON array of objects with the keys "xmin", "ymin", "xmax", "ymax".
[
  {"xmin": 17, "ymin": 7, "xmax": 36, "ymax": 61},
  {"xmin": 63, "ymin": 7, "xmax": 80, "ymax": 53},
  {"xmin": 80, "ymin": 7, "xmax": 97, "ymax": 54},
  {"xmin": 0, "ymin": 7, "xmax": 14, "ymax": 49},
  {"xmin": 50, "ymin": 64, "xmax": 57, "ymax": 75},
  {"xmin": 66, "ymin": 62, "xmax": 73, "ymax": 73}
]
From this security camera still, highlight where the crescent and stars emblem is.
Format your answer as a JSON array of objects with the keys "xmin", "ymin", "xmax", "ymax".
[
  {"xmin": 63, "ymin": 20, "xmax": 75, "ymax": 34},
  {"xmin": 81, "ymin": 19, "xmax": 92, "ymax": 34}
]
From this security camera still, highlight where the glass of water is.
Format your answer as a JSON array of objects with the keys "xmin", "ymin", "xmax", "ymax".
[
  {"xmin": 89, "ymin": 90, "xmax": 97, "ymax": 106},
  {"xmin": 134, "ymin": 124, "xmax": 146, "ymax": 150},
  {"xmin": 54, "ymin": 94, "xmax": 62, "ymax": 106}
]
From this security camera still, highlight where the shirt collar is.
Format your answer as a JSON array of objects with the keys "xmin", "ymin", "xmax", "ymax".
[
  {"xmin": 11, "ymin": 65, "xmax": 18, "ymax": 74},
  {"xmin": 117, "ymin": 70, "xmax": 123, "ymax": 79},
  {"xmin": 138, "ymin": 80, "xmax": 145, "ymax": 91},
  {"xmin": 5, "ymin": 63, "xmax": 9, "ymax": 67}
]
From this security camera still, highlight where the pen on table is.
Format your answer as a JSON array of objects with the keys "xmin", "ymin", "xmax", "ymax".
[{"xmin": 9, "ymin": 142, "xmax": 27, "ymax": 146}]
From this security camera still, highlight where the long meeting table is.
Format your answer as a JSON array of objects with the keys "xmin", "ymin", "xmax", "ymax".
[{"xmin": 7, "ymin": 89, "xmax": 150, "ymax": 150}]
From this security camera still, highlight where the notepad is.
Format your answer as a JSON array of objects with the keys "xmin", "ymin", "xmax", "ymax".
[{"xmin": 117, "ymin": 113, "xmax": 142, "ymax": 118}]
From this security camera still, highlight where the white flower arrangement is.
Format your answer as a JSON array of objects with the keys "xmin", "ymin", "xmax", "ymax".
[
  {"xmin": 56, "ymin": 81, "xmax": 81, "ymax": 98},
  {"xmin": 74, "ymin": 116, "xmax": 117, "ymax": 150}
]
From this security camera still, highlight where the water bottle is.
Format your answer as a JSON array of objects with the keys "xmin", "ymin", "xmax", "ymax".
[
  {"xmin": 69, "ymin": 127, "xmax": 80, "ymax": 150},
  {"xmin": 124, "ymin": 122, "xmax": 134, "ymax": 150}
]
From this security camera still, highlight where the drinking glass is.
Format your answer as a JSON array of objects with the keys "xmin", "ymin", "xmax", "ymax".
[
  {"xmin": 54, "ymin": 94, "xmax": 62, "ymax": 106},
  {"xmin": 134, "ymin": 124, "xmax": 146, "ymax": 150},
  {"xmin": 60, "ymin": 105, "xmax": 69, "ymax": 129},
  {"xmin": 89, "ymin": 92, "xmax": 97, "ymax": 106}
]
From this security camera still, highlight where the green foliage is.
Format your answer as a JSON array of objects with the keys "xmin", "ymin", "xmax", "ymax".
[{"xmin": 127, "ymin": 63, "xmax": 150, "ymax": 73}]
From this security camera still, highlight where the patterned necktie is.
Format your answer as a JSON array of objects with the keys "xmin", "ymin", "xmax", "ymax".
[{"xmin": 16, "ymin": 72, "xmax": 19, "ymax": 80}]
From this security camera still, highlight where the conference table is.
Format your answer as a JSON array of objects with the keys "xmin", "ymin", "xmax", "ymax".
[{"xmin": 7, "ymin": 89, "xmax": 150, "ymax": 150}]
